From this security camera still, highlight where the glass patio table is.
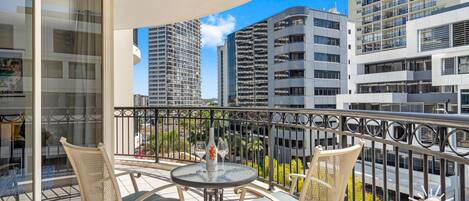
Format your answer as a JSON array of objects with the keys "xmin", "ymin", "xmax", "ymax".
[{"xmin": 170, "ymin": 162, "xmax": 257, "ymax": 201}]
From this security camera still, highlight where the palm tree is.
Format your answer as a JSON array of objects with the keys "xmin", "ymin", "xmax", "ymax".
[{"xmin": 246, "ymin": 139, "xmax": 264, "ymax": 163}]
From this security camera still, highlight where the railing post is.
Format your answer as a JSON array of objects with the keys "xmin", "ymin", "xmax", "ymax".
[
  {"xmin": 339, "ymin": 115, "xmax": 348, "ymax": 201},
  {"xmin": 438, "ymin": 126, "xmax": 447, "ymax": 201},
  {"xmin": 407, "ymin": 123, "xmax": 414, "ymax": 198},
  {"xmin": 268, "ymin": 112, "xmax": 275, "ymax": 191},
  {"xmin": 459, "ymin": 164, "xmax": 465, "ymax": 201},
  {"xmin": 210, "ymin": 109, "xmax": 215, "ymax": 128},
  {"xmin": 155, "ymin": 108, "xmax": 159, "ymax": 163},
  {"xmin": 339, "ymin": 116, "xmax": 347, "ymax": 148}
]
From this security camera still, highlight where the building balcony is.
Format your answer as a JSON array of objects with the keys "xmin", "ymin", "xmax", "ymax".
[
  {"xmin": 354, "ymin": 71, "xmax": 415, "ymax": 83},
  {"xmin": 108, "ymin": 106, "xmax": 469, "ymax": 201},
  {"xmin": 337, "ymin": 93, "xmax": 408, "ymax": 106},
  {"xmin": 133, "ymin": 44, "xmax": 142, "ymax": 65},
  {"xmin": 2, "ymin": 106, "xmax": 469, "ymax": 200}
]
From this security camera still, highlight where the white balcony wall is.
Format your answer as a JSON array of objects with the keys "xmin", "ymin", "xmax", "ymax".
[
  {"xmin": 352, "ymin": 71, "xmax": 415, "ymax": 84},
  {"xmin": 114, "ymin": 29, "xmax": 135, "ymax": 107},
  {"xmin": 336, "ymin": 93, "xmax": 407, "ymax": 109}
]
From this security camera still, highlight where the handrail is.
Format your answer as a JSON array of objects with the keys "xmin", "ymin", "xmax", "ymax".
[{"xmin": 114, "ymin": 106, "xmax": 469, "ymax": 129}]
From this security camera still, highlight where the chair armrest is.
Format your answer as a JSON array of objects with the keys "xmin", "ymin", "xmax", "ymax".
[
  {"xmin": 115, "ymin": 171, "xmax": 142, "ymax": 178},
  {"xmin": 308, "ymin": 177, "xmax": 334, "ymax": 191},
  {"xmin": 134, "ymin": 183, "xmax": 183, "ymax": 201},
  {"xmin": 115, "ymin": 171, "xmax": 142, "ymax": 192},
  {"xmin": 287, "ymin": 173, "xmax": 334, "ymax": 195},
  {"xmin": 234, "ymin": 185, "xmax": 281, "ymax": 201},
  {"xmin": 0, "ymin": 163, "xmax": 19, "ymax": 171},
  {"xmin": 288, "ymin": 173, "xmax": 306, "ymax": 180},
  {"xmin": 287, "ymin": 174, "xmax": 306, "ymax": 195}
]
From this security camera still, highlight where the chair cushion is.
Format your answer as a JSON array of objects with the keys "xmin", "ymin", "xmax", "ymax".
[
  {"xmin": 122, "ymin": 191, "xmax": 179, "ymax": 201},
  {"xmin": 249, "ymin": 191, "xmax": 298, "ymax": 201}
]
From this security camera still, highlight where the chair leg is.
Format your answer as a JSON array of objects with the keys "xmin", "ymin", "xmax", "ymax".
[
  {"xmin": 129, "ymin": 173, "xmax": 139, "ymax": 192},
  {"xmin": 176, "ymin": 185, "xmax": 186, "ymax": 201}
]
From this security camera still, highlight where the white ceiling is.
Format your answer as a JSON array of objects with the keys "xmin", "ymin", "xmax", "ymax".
[{"xmin": 114, "ymin": 0, "xmax": 250, "ymax": 30}]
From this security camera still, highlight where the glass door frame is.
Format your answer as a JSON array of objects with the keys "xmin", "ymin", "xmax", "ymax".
[{"xmin": 30, "ymin": 0, "xmax": 113, "ymax": 199}]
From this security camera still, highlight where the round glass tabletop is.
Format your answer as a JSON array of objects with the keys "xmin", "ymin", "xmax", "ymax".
[{"xmin": 170, "ymin": 163, "xmax": 257, "ymax": 189}]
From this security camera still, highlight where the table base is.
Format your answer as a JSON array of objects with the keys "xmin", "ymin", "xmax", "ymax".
[{"xmin": 203, "ymin": 188, "xmax": 224, "ymax": 201}]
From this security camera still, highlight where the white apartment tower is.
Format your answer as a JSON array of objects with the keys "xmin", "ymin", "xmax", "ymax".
[
  {"xmin": 341, "ymin": 0, "xmax": 469, "ymax": 113},
  {"xmin": 148, "ymin": 20, "xmax": 202, "ymax": 106},
  {"xmin": 349, "ymin": 0, "xmax": 462, "ymax": 54},
  {"xmin": 339, "ymin": 2, "xmax": 469, "ymax": 199}
]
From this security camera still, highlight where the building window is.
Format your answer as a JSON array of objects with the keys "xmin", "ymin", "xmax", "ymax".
[
  {"xmin": 458, "ymin": 56, "xmax": 469, "ymax": 74},
  {"xmin": 289, "ymin": 87, "xmax": 304, "ymax": 96},
  {"xmin": 314, "ymin": 35, "xmax": 340, "ymax": 46},
  {"xmin": 274, "ymin": 71, "xmax": 289, "ymax": 80},
  {"xmin": 53, "ymin": 29, "xmax": 102, "ymax": 56},
  {"xmin": 0, "ymin": 23, "xmax": 13, "ymax": 49},
  {"xmin": 274, "ymin": 16, "xmax": 306, "ymax": 31},
  {"xmin": 42, "ymin": 60, "xmax": 63, "ymax": 78},
  {"xmin": 314, "ymin": 87, "xmax": 340, "ymax": 96},
  {"xmin": 314, "ymin": 18, "xmax": 340, "ymax": 30},
  {"xmin": 275, "ymin": 87, "xmax": 304, "ymax": 96},
  {"xmin": 274, "ymin": 69, "xmax": 304, "ymax": 80},
  {"xmin": 315, "ymin": 104, "xmax": 336, "ymax": 109},
  {"xmin": 274, "ymin": 52, "xmax": 304, "ymax": 64},
  {"xmin": 462, "ymin": 90, "xmax": 469, "ymax": 114},
  {"xmin": 453, "ymin": 20, "xmax": 469, "ymax": 47},
  {"xmin": 274, "ymin": 34, "xmax": 304, "ymax": 47},
  {"xmin": 69, "ymin": 62, "xmax": 96, "ymax": 79},
  {"xmin": 314, "ymin": 52, "xmax": 340, "ymax": 63},
  {"xmin": 419, "ymin": 25, "xmax": 450, "ymax": 52},
  {"xmin": 314, "ymin": 70, "xmax": 340, "ymax": 79},
  {"xmin": 274, "ymin": 104, "xmax": 304, "ymax": 108},
  {"xmin": 442, "ymin": 58, "xmax": 456, "ymax": 75},
  {"xmin": 290, "ymin": 70, "xmax": 304, "ymax": 78}
]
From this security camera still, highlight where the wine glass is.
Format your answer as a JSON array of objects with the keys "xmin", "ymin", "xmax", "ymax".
[
  {"xmin": 193, "ymin": 141, "xmax": 206, "ymax": 164},
  {"xmin": 218, "ymin": 137, "xmax": 229, "ymax": 170}
]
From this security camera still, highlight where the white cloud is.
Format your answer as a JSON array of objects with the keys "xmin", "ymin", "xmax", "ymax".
[{"xmin": 201, "ymin": 14, "xmax": 236, "ymax": 48}]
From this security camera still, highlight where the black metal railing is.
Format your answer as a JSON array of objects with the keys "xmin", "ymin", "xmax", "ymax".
[{"xmin": 114, "ymin": 106, "xmax": 469, "ymax": 201}]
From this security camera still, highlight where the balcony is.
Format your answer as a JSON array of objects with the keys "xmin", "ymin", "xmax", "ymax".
[
  {"xmin": 1, "ymin": 106, "xmax": 469, "ymax": 200},
  {"xmin": 111, "ymin": 106, "xmax": 469, "ymax": 201}
]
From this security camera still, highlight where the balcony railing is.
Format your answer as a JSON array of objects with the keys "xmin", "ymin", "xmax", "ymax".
[{"xmin": 114, "ymin": 106, "xmax": 469, "ymax": 201}]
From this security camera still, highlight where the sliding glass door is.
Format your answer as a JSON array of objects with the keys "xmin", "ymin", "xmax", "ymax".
[
  {"xmin": 0, "ymin": 0, "xmax": 33, "ymax": 199},
  {"xmin": 0, "ymin": 0, "xmax": 104, "ymax": 200},
  {"xmin": 41, "ymin": 0, "xmax": 103, "ymax": 199}
]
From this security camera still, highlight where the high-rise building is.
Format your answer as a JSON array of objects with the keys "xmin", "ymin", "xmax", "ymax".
[
  {"xmin": 218, "ymin": 44, "xmax": 229, "ymax": 107},
  {"xmin": 338, "ymin": 2, "xmax": 469, "ymax": 198},
  {"xmin": 218, "ymin": 7, "xmax": 348, "ymax": 109},
  {"xmin": 219, "ymin": 20, "xmax": 269, "ymax": 107},
  {"xmin": 349, "ymin": 0, "xmax": 461, "ymax": 54},
  {"xmin": 339, "ymin": 1, "xmax": 469, "ymax": 114},
  {"xmin": 134, "ymin": 94, "xmax": 149, "ymax": 107},
  {"xmin": 148, "ymin": 20, "xmax": 201, "ymax": 106}
]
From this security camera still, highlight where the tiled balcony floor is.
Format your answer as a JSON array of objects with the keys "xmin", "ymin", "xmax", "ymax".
[
  {"xmin": 115, "ymin": 162, "xmax": 261, "ymax": 201},
  {"xmin": 1, "ymin": 161, "xmax": 265, "ymax": 201}
]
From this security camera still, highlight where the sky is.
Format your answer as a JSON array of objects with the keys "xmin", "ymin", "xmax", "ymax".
[{"xmin": 134, "ymin": 0, "xmax": 348, "ymax": 99}]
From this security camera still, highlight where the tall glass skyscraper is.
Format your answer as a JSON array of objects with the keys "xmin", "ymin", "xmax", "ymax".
[{"xmin": 148, "ymin": 20, "xmax": 201, "ymax": 106}]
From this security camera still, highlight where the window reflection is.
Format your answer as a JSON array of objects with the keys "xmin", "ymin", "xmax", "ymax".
[
  {"xmin": 41, "ymin": 0, "xmax": 103, "ymax": 198},
  {"xmin": 0, "ymin": 0, "xmax": 33, "ymax": 199}
]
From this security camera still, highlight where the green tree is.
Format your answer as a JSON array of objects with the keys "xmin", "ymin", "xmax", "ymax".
[{"xmin": 145, "ymin": 130, "xmax": 189, "ymax": 156}]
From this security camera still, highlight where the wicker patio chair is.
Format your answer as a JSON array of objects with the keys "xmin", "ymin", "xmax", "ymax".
[
  {"xmin": 236, "ymin": 140, "xmax": 365, "ymax": 201},
  {"xmin": 60, "ymin": 137, "xmax": 183, "ymax": 201}
]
